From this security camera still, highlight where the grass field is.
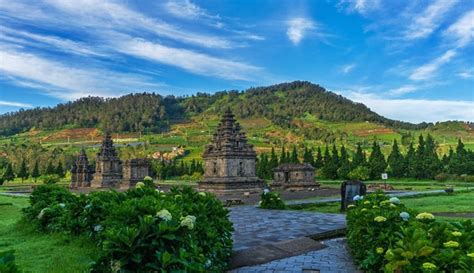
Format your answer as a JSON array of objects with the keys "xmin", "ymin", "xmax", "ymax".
[
  {"xmin": 0, "ymin": 195, "xmax": 98, "ymax": 273},
  {"xmin": 287, "ymin": 191, "xmax": 474, "ymax": 218}
]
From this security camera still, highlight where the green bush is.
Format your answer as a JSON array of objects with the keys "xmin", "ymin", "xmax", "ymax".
[
  {"xmin": 348, "ymin": 166, "xmax": 370, "ymax": 181},
  {"xmin": 259, "ymin": 190, "xmax": 286, "ymax": 209},
  {"xmin": 434, "ymin": 173, "xmax": 449, "ymax": 182},
  {"xmin": 23, "ymin": 184, "xmax": 233, "ymax": 272},
  {"xmin": 0, "ymin": 250, "xmax": 22, "ymax": 273},
  {"xmin": 346, "ymin": 192, "xmax": 474, "ymax": 272}
]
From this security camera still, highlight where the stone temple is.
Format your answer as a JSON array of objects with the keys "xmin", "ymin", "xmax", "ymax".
[
  {"xmin": 91, "ymin": 132, "xmax": 123, "ymax": 188},
  {"xmin": 198, "ymin": 109, "xmax": 263, "ymax": 193},
  {"xmin": 71, "ymin": 132, "xmax": 149, "ymax": 189},
  {"xmin": 272, "ymin": 163, "xmax": 316, "ymax": 190},
  {"xmin": 70, "ymin": 148, "xmax": 93, "ymax": 188}
]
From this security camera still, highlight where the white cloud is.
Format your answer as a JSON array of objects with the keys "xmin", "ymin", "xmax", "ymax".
[
  {"xmin": 117, "ymin": 38, "xmax": 262, "ymax": 81},
  {"xmin": 345, "ymin": 91, "xmax": 474, "ymax": 123},
  {"xmin": 340, "ymin": 63, "xmax": 356, "ymax": 74},
  {"xmin": 409, "ymin": 50, "xmax": 457, "ymax": 81},
  {"xmin": 388, "ymin": 85, "xmax": 418, "ymax": 97},
  {"xmin": 444, "ymin": 10, "xmax": 474, "ymax": 47},
  {"xmin": 0, "ymin": 46, "xmax": 162, "ymax": 100},
  {"xmin": 339, "ymin": 0, "xmax": 380, "ymax": 14},
  {"xmin": 286, "ymin": 17, "xmax": 315, "ymax": 45},
  {"xmin": 458, "ymin": 70, "xmax": 474, "ymax": 79},
  {"xmin": 36, "ymin": 0, "xmax": 234, "ymax": 49},
  {"xmin": 0, "ymin": 100, "xmax": 32, "ymax": 108},
  {"xmin": 403, "ymin": 0, "xmax": 458, "ymax": 40},
  {"xmin": 164, "ymin": 0, "xmax": 217, "ymax": 20},
  {"xmin": 0, "ymin": 26, "xmax": 107, "ymax": 57}
]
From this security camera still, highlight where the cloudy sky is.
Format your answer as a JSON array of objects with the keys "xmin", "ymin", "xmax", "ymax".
[{"xmin": 0, "ymin": 0, "xmax": 473, "ymax": 123}]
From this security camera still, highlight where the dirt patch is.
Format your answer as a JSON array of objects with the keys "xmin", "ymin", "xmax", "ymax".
[
  {"xmin": 42, "ymin": 128, "xmax": 100, "ymax": 142},
  {"xmin": 353, "ymin": 128, "xmax": 395, "ymax": 137}
]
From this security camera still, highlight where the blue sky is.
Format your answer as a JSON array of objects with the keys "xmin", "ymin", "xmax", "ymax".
[{"xmin": 0, "ymin": 0, "xmax": 473, "ymax": 123}]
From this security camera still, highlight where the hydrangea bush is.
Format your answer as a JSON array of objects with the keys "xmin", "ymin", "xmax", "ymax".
[
  {"xmin": 259, "ymin": 189, "xmax": 286, "ymax": 209},
  {"xmin": 346, "ymin": 192, "xmax": 474, "ymax": 272},
  {"xmin": 23, "ymin": 184, "xmax": 233, "ymax": 272}
]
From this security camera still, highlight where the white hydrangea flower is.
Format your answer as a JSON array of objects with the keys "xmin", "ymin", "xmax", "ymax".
[
  {"xmin": 180, "ymin": 215, "xmax": 196, "ymax": 230},
  {"xmin": 400, "ymin": 212, "xmax": 410, "ymax": 221},
  {"xmin": 59, "ymin": 203, "xmax": 66, "ymax": 208},
  {"xmin": 389, "ymin": 197, "xmax": 400, "ymax": 204},
  {"xmin": 156, "ymin": 209, "xmax": 172, "ymax": 221},
  {"xmin": 94, "ymin": 224, "xmax": 103, "ymax": 232},
  {"xmin": 263, "ymin": 188, "xmax": 270, "ymax": 195},
  {"xmin": 353, "ymin": 195, "xmax": 362, "ymax": 201}
]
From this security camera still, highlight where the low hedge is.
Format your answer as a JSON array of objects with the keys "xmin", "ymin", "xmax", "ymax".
[
  {"xmin": 22, "ymin": 184, "xmax": 233, "ymax": 272},
  {"xmin": 346, "ymin": 192, "xmax": 474, "ymax": 272}
]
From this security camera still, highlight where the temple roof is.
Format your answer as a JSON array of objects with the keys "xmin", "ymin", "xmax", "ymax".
[
  {"xmin": 97, "ymin": 132, "xmax": 118, "ymax": 158},
  {"xmin": 203, "ymin": 109, "xmax": 256, "ymax": 157},
  {"xmin": 273, "ymin": 163, "xmax": 315, "ymax": 172}
]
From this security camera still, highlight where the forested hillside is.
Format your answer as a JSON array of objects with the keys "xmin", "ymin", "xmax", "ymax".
[{"xmin": 0, "ymin": 81, "xmax": 433, "ymax": 136}]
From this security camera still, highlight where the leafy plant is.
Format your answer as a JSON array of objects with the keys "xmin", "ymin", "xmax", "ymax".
[
  {"xmin": 259, "ymin": 190, "xmax": 286, "ymax": 209},
  {"xmin": 0, "ymin": 250, "xmax": 22, "ymax": 273}
]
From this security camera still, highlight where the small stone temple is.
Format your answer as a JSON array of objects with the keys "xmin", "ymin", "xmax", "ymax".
[
  {"xmin": 70, "ymin": 148, "xmax": 93, "ymax": 188},
  {"xmin": 272, "ymin": 163, "xmax": 316, "ymax": 190},
  {"xmin": 121, "ymin": 158, "xmax": 149, "ymax": 189},
  {"xmin": 71, "ymin": 132, "xmax": 149, "ymax": 189},
  {"xmin": 198, "ymin": 109, "xmax": 263, "ymax": 193}
]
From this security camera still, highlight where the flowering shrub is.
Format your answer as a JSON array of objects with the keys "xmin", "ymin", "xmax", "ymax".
[
  {"xmin": 259, "ymin": 190, "xmax": 285, "ymax": 209},
  {"xmin": 347, "ymin": 192, "xmax": 474, "ymax": 272},
  {"xmin": 23, "ymin": 184, "xmax": 233, "ymax": 272}
]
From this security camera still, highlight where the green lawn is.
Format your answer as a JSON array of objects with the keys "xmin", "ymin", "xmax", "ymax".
[
  {"xmin": 0, "ymin": 195, "xmax": 98, "ymax": 273},
  {"xmin": 288, "ymin": 191, "xmax": 474, "ymax": 218}
]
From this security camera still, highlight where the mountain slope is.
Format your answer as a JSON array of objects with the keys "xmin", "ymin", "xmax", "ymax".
[{"xmin": 0, "ymin": 81, "xmax": 440, "ymax": 136}]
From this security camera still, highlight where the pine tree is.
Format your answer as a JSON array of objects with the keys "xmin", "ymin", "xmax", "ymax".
[
  {"xmin": 321, "ymin": 144, "xmax": 339, "ymax": 179},
  {"xmin": 423, "ymin": 134, "xmax": 441, "ymax": 178},
  {"xmin": 280, "ymin": 146, "xmax": 286, "ymax": 165},
  {"xmin": 18, "ymin": 159, "xmax": 29, "ymax": 182},
  {"xmin": 290, "ymin": 146, "xmax": 299, "ymax": 163},
  {"xmin": 314, "ymin": 147, "xmax": 323, "ymax": 168},
  {"xmin": 303, "ymin": 147, "xmax": 314, "ymax": 165},
  {"xmin": 56, "ymin": 161, "xmax": 65, "ymax": 178},
  {"xmin": 32, "ymin": 161, "xmax": 40, "ymax": 182},
  {"xmin": 45, "ymin": 161, "xmax": 55, "ymax": 175},
  {"xmin": 387, "ymin": 139, "xmax": 406, "ymax": 178},
  {"xmin": 352, "ymin": 144, "xmax": 366, "ymax": 169},
  {"xmin": 368, "ymin": 141, "xmax": 387, "ymax": 179},
  {"xmin": 405, "ymin": 142, "xmax": 416, "ymax": 178},
  {"xmin": 269, "ymin": 147, "xmax": 279, "ymax": 171},
  {"xmin": 337, "ymin": 145, "xmax": 351, "ymax": 179},
  {"xmin": 3, "ymin": 162, "xmax": 15, "ymax": 182}
]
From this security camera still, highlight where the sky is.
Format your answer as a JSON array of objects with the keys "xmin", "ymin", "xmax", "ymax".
[{"xmin": 0, "ymin": 0, "xmax": 473, "ymax": 123}]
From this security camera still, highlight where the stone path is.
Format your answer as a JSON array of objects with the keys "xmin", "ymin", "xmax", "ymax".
[
  {"xmin": 229, "ymin": 238, "xmax": 361, "ymax": 273},
  {"xmin": 229, "ymin": 206, "xmax": 346, "ymax": 251}
]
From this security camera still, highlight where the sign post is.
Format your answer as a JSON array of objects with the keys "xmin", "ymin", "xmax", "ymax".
[{"xmin": 381, "ymin": 173, "xmax": 388, "ymax": 190}]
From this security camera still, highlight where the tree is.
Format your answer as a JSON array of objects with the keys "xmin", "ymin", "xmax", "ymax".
[
  {"xmin": 387, "ymin": 140, "xmax": 406, "ymax": 178},
  {"xmin": 321, "ymin": 144, "xmax": 339, "ymax": 179},
  {"xmin": 269, "ymin": 147, "xmax": 279, "ymax": 171},
  {"xmin": 32, "ymin": 161, "xmax": 40, "ymax": 182},
  {"xmin": 352, "ymin": 144, "xmax": 366, "ymax": 169},
  {"xmin": 290, "ymin": 146, "xmax": 299, "ymax": 163},
  {"xmin": 3, "ymin": 163, "xmax": 15, "ymax": 182},
  {"xmin": 337, "ymin": 145, "xmax": 351, "ymax": 179},
  {"xmin": 279, "ymin": 146, "xmax": 287, "ymax": 165},
  {"xmin": 368, "ymin": 141, "xmax": 387, "ymax": 179},
  {"xmin": 303, "ymin": 147, "xmax": 314, "ymax": 166},
  {"xmin": 314, "ymin": 147, "xmax": 323, "ymax": 169},
  {"xmin": 18, "ymin": 159, "xmax": 29, "ymax": 182},
  {"xmin": 45, "ymin": 161, "xmax": 55, "ymax": 175},
  {"xmin": 56, "ymin": 161, "xmax": 65, "ymax": 178},
  {"xmin": 405, "ymin": 142, "xmax": 416, "ymax": 178}
]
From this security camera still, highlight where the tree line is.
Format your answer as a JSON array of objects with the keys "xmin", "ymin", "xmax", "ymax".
[
  {"xmin": 256, "ymin": 136, "xmax": 474, "ymax": 181},
  {"xmin": 1, "ymin": 81, "xmax": 440, "ymax": 137},
  {"xmin": 149, "ymin": 159, "xmax": 204, "ymax": 180}
]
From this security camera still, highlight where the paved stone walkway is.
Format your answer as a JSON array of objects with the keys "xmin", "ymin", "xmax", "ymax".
[
  {"xmin": 229, "ymin": 238, "xmax": 361, "ymax": 273},
  {"xmin": 229, "ymin": 206, "xmax": 346, "ymax": 251}
]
